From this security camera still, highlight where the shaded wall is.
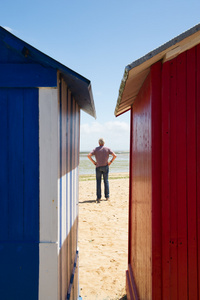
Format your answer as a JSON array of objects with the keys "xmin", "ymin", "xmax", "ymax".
[
  {"xmin": 58, "ymin": 76, "xmax": 80, "ymax": 300},
  {"xmin": 39, "ymin": 78, "xmax": 80, "ymax": 300},
  {"xmin": 127, "ymin": 73, "xmax": 152, "ymax": 300}
]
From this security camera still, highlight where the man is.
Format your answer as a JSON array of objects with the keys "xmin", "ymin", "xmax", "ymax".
[{"xmin": 87, "ymin": 138, "xmax": 117, "ymax": 203}]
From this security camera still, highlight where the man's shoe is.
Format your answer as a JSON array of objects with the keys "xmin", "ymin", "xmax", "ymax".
[
  {"xmin": 106, "ymin": 197, "xmax": 109, "ymax": 201},
  {"xmin": 96, "ymin": 198, "xmax": 101, "ymax": 203}
]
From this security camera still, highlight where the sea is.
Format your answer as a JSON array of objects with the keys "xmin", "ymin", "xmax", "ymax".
[{"xmin": 79, "ymin": 151, "xmax": 129, "ymax": 175}]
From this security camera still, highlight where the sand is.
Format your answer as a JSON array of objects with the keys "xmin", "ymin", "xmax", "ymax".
[{"xmin": 78, "ymin": 173, "xmax": 129, "ymax": 300}]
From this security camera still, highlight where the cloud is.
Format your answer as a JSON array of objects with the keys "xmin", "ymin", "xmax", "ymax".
[
  {"xmin": 3, "ymin": 26, "xmax": 14, "ymax": 33},
  {"xmin": 80, "ymin": 120, "xmax": 130, "ymax": 151},
  {"xmin": 81, "ymin": 122, "xmax": 104, "ymax": 134},
  {"xmin": 103, "ymin": 120, "xmax": 129, "ymax": 131}
]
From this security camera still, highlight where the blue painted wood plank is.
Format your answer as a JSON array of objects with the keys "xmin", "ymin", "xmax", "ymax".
[
  {"xmin": 0, "ymin": 40, "xmax": 9, "ymax": 62},
  {"xmin": 8, "ymin": 89, "xmax": 24, "ymax": 240},
  {"xmin": 0, "ymin": 63, "xmax": 57, "ymax": 87},
  {"xmin": 0, "ymin": 90, "xmax": 9, "ymax": 239},
  {"xmin": 0, "ymin": 40, "xmax": 27, "ymax": 63},
  {"xmin": 0, "ymin": 242, "xmax": 39, "ymax": 300},
  {"xmin": 23, "ymin": 89, "xmax": 39, "ymax": 241}
]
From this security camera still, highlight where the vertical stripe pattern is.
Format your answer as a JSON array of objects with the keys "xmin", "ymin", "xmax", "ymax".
[
  {"xmin": 59, "ymin": 77, "xmax": 80, "ymax": 300},
  {"xmin": 127, "ymin": 44, "xmax": 200, "ymax": 299},
  {"xmin": 161, "ymin": 47, "xmax": 199, "ymax": 299}
]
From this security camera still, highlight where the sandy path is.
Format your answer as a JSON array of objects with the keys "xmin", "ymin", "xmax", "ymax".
[{"xmin": 78, "ymin": 174, "xmax": 129, "ymax": 300}]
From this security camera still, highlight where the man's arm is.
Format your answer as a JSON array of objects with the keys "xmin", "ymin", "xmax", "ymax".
[
  {"xmin": 108, "ymin": 153, "xmax": 117, "ymax": 166},
  {"xmin": 87, "ymin": 153, "xmax": 96, "ymax": 166}
]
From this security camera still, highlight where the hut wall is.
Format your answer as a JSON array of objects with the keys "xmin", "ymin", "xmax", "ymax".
[
  {"xmin": 127, "ymin": 44, "xmax": 200, "ymax": 299},
  {"xmin": 38, "ymin": 79, "xmax": 80, "ymax": 300},
  {"xmin": 39, "ymin": 88, "xmax": 59, "ymax": 299},
  {"xmin": 128, "ymin": 73, "xmax": 153, "ymax": 299},
  {"xmin": 0, "ymin": 84, "xmax": 80, "ymax": 300},
  {"xmin": 0, "ymin": 29, "xmax": 88, "ymax": 300},
  {"xmin": 0, "ymin": 88, "xmax": 40, "ymax": 300},
  {"xmin": 58, "ymin": 77, "xmax": 80, "ymax": 300},
  {"xmin": 161, "ymin": 45, "xmax": 200, "ymax": 300}
]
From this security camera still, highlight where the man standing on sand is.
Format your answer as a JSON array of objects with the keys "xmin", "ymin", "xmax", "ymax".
[{"xmin": 87, "ymin": 138, "xmax": 117, "ymax": 203}]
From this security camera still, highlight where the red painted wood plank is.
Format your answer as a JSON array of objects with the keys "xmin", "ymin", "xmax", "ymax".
[
  {"xmin": 176, "ymin": 52, "xmax": 188, "ymax": 300},
  {"xmin": 129, "ymin": 75, "xmax": 152, "ymax": 298},
  {"xmin": 186, "ymin": 46, "xmax": 198, "ymax": 299},
  {"xmin": 169, "ymin": 58, "xmax": 178, "ymax": 299},
  {"xmin": 128, "ymin": 107, "xmax": 134, "ymax": 264},
  {"xmin": 196, "ymin": 43, "xmax": 200, "ymax": 300},
  {"xmin": 151, "ymin": 61, "xmax": 162, "ymax": 300},
  {"xmin": 161, "ymin": 60, "xmax": 171, "ymax": 299}
]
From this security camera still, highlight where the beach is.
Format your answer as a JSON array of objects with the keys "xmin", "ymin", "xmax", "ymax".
[{"xmin": 78, "ymin": 173, "xmax": 129, "ymax": 300}]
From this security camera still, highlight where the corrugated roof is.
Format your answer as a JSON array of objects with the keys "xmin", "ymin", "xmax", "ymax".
[
  {"xmin": 0, "ymin": 26, "xmax": 96, "ymax": 118},
  {"xmin": 115, "ymin": 23, "xmax": 200, "ymax": 117}
]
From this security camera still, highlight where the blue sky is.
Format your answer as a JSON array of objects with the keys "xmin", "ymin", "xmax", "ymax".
[{"xmin": 2, "ymin": 0, "xmax": 200, "ymax": 151}]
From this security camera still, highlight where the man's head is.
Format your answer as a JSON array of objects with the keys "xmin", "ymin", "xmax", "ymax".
[{"xmin": 98, "ymin": 138, "xmax": 105, "ymax": 146}]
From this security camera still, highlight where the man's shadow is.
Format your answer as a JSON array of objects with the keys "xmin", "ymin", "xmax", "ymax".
[
  {"xmin": 79, "ymin": 199, "xmax": 97, "ymax": 204},
  {"xmin": 79, "ymin": 199, "xmax": 108, "ymax": 204}
]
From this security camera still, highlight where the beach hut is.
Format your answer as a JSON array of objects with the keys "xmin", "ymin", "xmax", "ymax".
[
  {"xmin": 0, "ymin": 27, "xmax": 96, "ymax": 300},
  {"xmin": 115, "ymin": 24, "xmax": 200, "ymax": 299}
]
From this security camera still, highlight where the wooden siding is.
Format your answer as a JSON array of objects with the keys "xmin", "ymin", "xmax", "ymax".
[
  {"xmin": 39, "ymin": 88, "xmax": 59, "ymax": 300},
  {"xmin": 151, "ymin": 62, "xmax": 162, "ymax": 300},
  {"xmin": 197, "ymin": 43, "xmax": 200, "ymax": 300},
  {"xmin": 0, "ymin": 28, "xmax": 91, "ymax": 300},
  {"xmin": 0, "ymin": 64, "xmax": 57, "ymax": 87},
  {"xmin": 128, "ymin": 73, "xmax": 152, "ymax": 299},
  {"xmin": 39, "ymin": 82, "xmax": 80, "ymax": 300},
  {"xmin": 127, "ymin": 44, "xmax": 200, "ymax": 299},
  {"xmin": 161, "ymin": 46, "xmax": 199, "ymax": 299},
  {"xmin": 0, "ymin": 88, "xmax": 39, "ymax": 300},
  {"xmin": 161, "ymin": 60, "xmax": 171, "ymax": 300},
  {"xmin": 59, "ymin": 77, "xmax": 80, "ymax": 300}
]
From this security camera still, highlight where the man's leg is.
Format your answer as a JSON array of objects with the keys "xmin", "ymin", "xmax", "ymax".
[
  {"xmin": 96, "ymin": 167, "xmax": 102, "ymax": 200},
  {"xmin": 102, "ymin": 165, "xmax": 109, "ymax": 199}
]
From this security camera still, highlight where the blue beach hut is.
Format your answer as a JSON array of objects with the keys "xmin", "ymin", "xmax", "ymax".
[{"xmin": 0, "ymin": 27, "xmax": 96, "ymax": 300}]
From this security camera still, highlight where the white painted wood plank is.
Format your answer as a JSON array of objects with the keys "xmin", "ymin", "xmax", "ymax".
[
  {"xmin": 61, "ymin": 79, "xmax": 67, "ymax": 245},
  {"xmin": 57, "ymin": 77, "xmax": 61, "ymax": 300},
  {"xmin": 39, "ymin": 88, "xmax": 58, "ymax": 242},
  {"xmin": 66, "ymin": 89, "xmax": 71, "ymax": 292},
  {"xmin": 76, "ymin": 102, "xmax": 80, "ymax": 221},
  {"xmin": 39, "ymin": 243, "xmax": 58, "ymax": 300},
  {"xmin": 75, "ymin": 103, "xmax": 78, "ymax": 226},
  {"xmin": 66, "ymin": 89, "xmax": 71, "ymax": 237},
  {"xmin": 71, "ymin": 98, "xmax": 75, "ymax": 259}
]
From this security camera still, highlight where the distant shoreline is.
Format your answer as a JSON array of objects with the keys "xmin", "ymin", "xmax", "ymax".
[
  {"xmin": 80, "ymin": 151, "xmax": 130, "ymax": 154},
  {"xmin": 79, "ymin": 172, "xmax": 129, "ymax": 181},
  {"xmin": 79, "ymin": 152, "xmax": 130, "ymax": 175}
]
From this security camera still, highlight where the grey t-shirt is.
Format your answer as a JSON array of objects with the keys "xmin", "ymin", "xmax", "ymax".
[{"xmin": 90, "ymin": 146, "xmax": 114, "ymax": 167}]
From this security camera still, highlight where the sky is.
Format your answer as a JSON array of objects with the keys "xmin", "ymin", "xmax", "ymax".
[{"xmin": 1, "ymin": 0, "xmax": 200, "ymax": 151}]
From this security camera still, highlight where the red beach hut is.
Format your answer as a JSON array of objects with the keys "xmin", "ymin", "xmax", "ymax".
[{"xmin": 115, "ymin": 24, "xmax": 200, "ymax": 299}]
